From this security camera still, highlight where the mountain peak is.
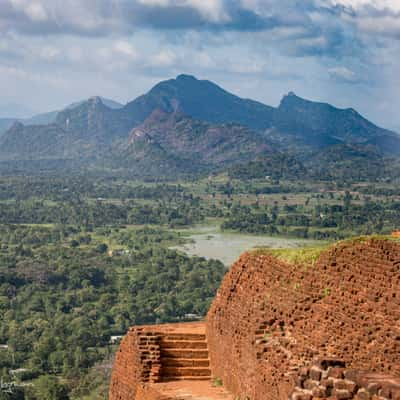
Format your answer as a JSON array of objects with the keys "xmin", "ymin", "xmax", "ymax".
[
  {"xmin": 88, "ymin": 96, "xmax": 103, "ymax": 104},
  {"xmin": 129, "ymin": 73, "xmax": 274, "ymax": 130},
  {"xmin": 66, "ymin": 96, "xmax": 123, "ymax": 111},
  {"xmin": 176, "ymin": 74, "xmax": 198, "ymax": 81},
  {"xmin": 278, "ymin": 92, "xmax": 340, "ymax": 113},
  {"xmin": 279, "ymin": 91, "xmax": 305, "ymax": 107}
]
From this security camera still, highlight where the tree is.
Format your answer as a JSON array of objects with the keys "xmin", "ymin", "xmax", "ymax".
[
  {"xmin": 96, "ymin": 243, "xmax": 108, "ymax": 254},
  {"xmin": 33, "ymin": 375, "xmax": 69, "ymax": 400},
  {"xmin": 69, "ymin": 240, "xmax": 79, "ymax": 248}
]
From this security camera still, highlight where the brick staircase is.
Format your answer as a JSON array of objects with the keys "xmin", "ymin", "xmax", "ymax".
[{"xmin": 159, "ymin": 332, "xmax": 211, "ymax": 381}]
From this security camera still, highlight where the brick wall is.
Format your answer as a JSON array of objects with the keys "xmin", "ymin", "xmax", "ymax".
[
  {"xmin": 109, "ymin": 326, "xmax": 163, "ymax": 400},
  {"xmin": 109, "ymin": 327, "xmax": 143, "ymax": 400},
  {"xmin": 206, "ymin": 238, "xmax": 400, "ymax": 400}
]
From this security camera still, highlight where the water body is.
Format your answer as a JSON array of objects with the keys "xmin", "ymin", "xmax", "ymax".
[{"xmin": 172, "ymin": 226, "xmax": 318, "ymax": 266}]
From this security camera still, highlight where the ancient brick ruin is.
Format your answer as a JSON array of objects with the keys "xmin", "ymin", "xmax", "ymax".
[
  {"xmin": 109, "ymin": 238, "xmax": 400, "ymax": 400},
  {"xmin": 109, "ymin": 322, "xmax": 217, "ymax": 400}
]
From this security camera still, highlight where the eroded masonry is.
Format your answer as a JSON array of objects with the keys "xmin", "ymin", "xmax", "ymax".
[{"xmin": 109, "ymin": 238, "xmax": 400, "ymax": 400}]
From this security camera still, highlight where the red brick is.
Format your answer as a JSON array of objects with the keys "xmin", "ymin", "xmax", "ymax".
[
  {"xmin": 329, "ymin": 368, "xmax": 345, "ymax": 379},
  {"xmin": 334, "ymin": 380, "xmax": 358, "ymax": 394},
  {"xmin": 355, "ymin": 388, "xmax": 371, "ymax": 400},
  {"xmin": 332, "ymin": 388, "xmax": 352, "ymax": 399},
  {"xmin": 310, "ymin": 367, "xmax": 323, "ymax": 381},
  {"xmin": 312, "ymin": 386, "xmax": 328, "ymax": 397}
]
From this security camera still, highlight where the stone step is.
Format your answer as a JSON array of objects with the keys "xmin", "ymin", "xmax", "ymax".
[
  {"xmin": 160, "ymin": 349, "xmax": 209, "ymax": 359},
  {"xmin": 139, "ymin": 345, "xmax": 159, "ymax": 351},
  {"xmin": 160, "ymin": 340, "xmax": 208, "ymax": 349},
  {"xmin": 139, "ymin": 335, "xmax": 159, "ymax": 340},
  {"xmin": 161, "ymin": 358, "xmax": 210, "ymax": 367},
  {"xmin": 161, "ymin": 367, "xmax": 211, "ymax": 377},
  {"xmin": 160, "ymin": 376, "xmax": 211, "ymax": 382},
  {"xmin": 162, "ymin": 334, "xmax": 206, "ymax": 341},
  {"xmin": 140, "ymin": 354, "xmax": 160, "ymax": 360},
  {"xmin": 139, "ymin": 340, "xmax": 159, "ymax": 345}
]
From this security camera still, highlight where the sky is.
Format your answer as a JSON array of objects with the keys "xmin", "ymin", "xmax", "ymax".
[{"xmin": 0, "ymin": 0, "xmax": 399, "ymax": 131}]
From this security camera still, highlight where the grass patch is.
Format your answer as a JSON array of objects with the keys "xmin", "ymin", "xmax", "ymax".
[
  {"xmin": 212, "ymin": 377, "xmax": 223, "ymax": 387},
  {"xmin": 253, "ymin": 234, "xmax": 400, "ymax": 266},
  {"xmin": 253, "ymin": 245, "xmax": 329, "ymax": 265},
  {"xmin": 336, "ymin": 234, "xmax": 400, "ymax": 247}
]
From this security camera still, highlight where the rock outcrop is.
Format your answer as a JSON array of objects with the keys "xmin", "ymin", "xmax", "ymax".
[
  {"xmin": 290, "ymin": 359, "xmax": 400, "ymax": 400},
  {"xmin": 110, "ymin": 237, "xmax": 400, "ymax": 400}
]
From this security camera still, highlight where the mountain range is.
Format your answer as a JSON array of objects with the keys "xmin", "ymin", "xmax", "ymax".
[{"xmin": 0, "ymin": 74, "xmax": 399, "ymax": 177}]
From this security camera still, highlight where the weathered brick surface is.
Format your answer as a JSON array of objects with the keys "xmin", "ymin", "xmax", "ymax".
[
  {"xmin": 109, "ymin": 327, "xmax": 143, "ymax": 400},
  {"xmin": 110, "ymin": 238, "xmax": 400, "ymax": 400},
  {"xmin": 206, "ymin": 238, "xmax": 400, "ymax": 400},
  {"xmin": 290, "ymin": 361, "xmax": 400, "ymax": 400}
]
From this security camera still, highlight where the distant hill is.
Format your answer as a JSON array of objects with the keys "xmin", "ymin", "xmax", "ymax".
[
  {"xmin": 0, "ymin": 122, "xmax": 70, "ymax": 160},
  {"xmin": 272, "ymin": 92, "xmax": 400, "ymax": 151},
  {"xmin": 0, "ymin": 97, "xmax": 126, "ymax": 160},
  {"xmin": 115, "ymin": 109, "xmax": 273, "ymax": 174},
  {"xmin": 0, "ymin": 74, "xmax": 399, "ymax": 177},
  {"xmin": 0, "ymin": 97, "xmax": 123, "ymax": 136},
  {"xmin": 305, "ymin": 143, "xmax": 390, "ymax": 181},
  {"xmin": 123, "ymin": 74, "xmax": 275, "ymax": 130}
]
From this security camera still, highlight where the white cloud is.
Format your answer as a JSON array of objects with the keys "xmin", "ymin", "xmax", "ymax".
[
  {"xmin": 9, "ymin": 0, "xmax": 48, "ymax": 21},
  {"xmin": 138, "ymin": 0, "xmax": 228, "ymax": 22},
  {"xmin": 331, "ymin": 0, "xmax": 400, "ymax": 12},
  {"xmin": 66, "ymin": 46, "xmax": 84, "ymax": 63},
  {"xmin": 97, "ymin": 40, "xmax": 140, "ymax": 72},
  {"xmin": 113, "ymin": 41, "xmax": 137, "ymax": 58},
  {"xmin": 356, "ymin": 15, "xmax": 400, "ymax": 37},
  {"xmin": 25, "ymin": 2, "xmax": 48, "ymax": 21},
  {"xmin": 0, "ymin": 64, "xmax": 68, "ymax": 88},
  {"xmin": 40, "ymin": 45, "xmax": 60, "ymax": 60},
  {"xmin": 185, "ymin": 0, "xmax": 228, "ymax": 22},
  {"xmin": 193, "ymin": 51, "xmax": 215, "ymax": 68},
  {"xmin": 328, "ymin": 66, "xmax": 357, "ymax": 82},
  {"xmin": 137, "ymin": 0, "xmax": 170, "ymax": 5},
  {"xmin": 148, "ymin": 49, "xmax": 177, "ymax": 67},
  {"xmin": 332, "ymin": 0, "xmax": 400, "ymax": 39}
]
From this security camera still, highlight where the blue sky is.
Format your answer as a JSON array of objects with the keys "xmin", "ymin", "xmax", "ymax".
[{"xmin": 1, "ymin": 0, "xmax": 399, "ymax": 131}]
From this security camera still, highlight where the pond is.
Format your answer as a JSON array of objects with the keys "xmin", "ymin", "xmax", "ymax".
[{"xmin": 171, "ymin": 226, "xmax": 320, "ymax": 266}]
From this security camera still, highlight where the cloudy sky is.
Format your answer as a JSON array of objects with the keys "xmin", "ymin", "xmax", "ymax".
[{"xmin": 1, "ymin": 0, "xmax": 399, "ymax": 131}]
